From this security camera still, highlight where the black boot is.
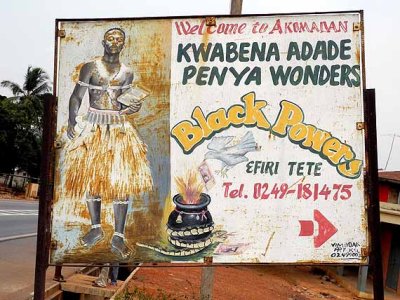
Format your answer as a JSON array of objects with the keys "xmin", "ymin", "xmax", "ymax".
[
  {"xmin": 111, "ymin": 200, "xmax": 132, "ymax": 259},
  {"xmin": 81, "ymin": 196, "xmax": 104, "ymax": 247}
]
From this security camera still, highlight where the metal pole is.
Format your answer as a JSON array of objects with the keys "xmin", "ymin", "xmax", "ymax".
[
  {"xmin": 230, "ymin": 0, "xmax": 243, "ymax": 15},
  {"xmin": 364, "ymin": 89, "xmax": 384, "ymax": 300},
  {"xmin": 357, "ymin": 265, "xmax": 369, "ymax": 292},
  {"xmin": 201, "ymin": 4, "xmax": 244, "ymax": 298},
  {"xmin": 33, "ymin": 94, "xmax": 56, "ymax": 300},
  {"xmin": 200, "ymin": 266, "xmax": 215, "ymax": 300}
]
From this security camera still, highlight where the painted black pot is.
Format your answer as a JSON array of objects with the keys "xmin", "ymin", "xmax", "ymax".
[{"xmin": 167, "ymin": 193, "xmax": 214, "ymax": 243}]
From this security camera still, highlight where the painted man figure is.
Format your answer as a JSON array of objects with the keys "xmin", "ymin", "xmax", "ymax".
[{"xmin": 65, "ymin": 28, "xmax": 153, "ymax": 259}]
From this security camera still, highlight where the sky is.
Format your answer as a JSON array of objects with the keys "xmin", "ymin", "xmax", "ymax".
[{"xmin": 0, "ymin": 0, "xmax": 399, "ymax": 170}]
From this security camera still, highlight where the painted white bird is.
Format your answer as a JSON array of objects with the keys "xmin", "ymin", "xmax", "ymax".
[{"xmin": 204, "ymin": 131, "xmax": 257, "ymax": 177}]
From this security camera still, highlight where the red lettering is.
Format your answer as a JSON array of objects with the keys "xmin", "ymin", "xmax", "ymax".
[
  {"xmin": 223, "ymin": 182, "xmax": 233, "ymax": 197},
  {"xmin": 238, "ymin": 23, "xmax": 246, "ymax": 34}
]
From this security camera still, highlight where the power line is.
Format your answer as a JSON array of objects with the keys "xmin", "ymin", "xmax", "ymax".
[
  {"xmin": 384, "ymin": 134, "xmax": 399, "ymax": 170},
  {"xmin": 381, "ymin": 134, "xmax": 400, "ymax": 137}
]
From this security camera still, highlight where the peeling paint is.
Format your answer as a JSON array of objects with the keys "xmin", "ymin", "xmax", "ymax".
[{"xmin": 52, "ymin": 13, "xmax": 367, "ymax": 265}]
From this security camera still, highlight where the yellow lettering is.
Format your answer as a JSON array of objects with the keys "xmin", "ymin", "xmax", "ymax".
[
  {"xmin": 272, "ymin": 101, "xmax": 304, "ymax": 136},
  {"xmin": 227, "ymin": 105, "xmax": 245, "ymax": 125},
  {"xmin": 171, "ymin": 94, "xmax": 364, "ymax": 179},
  {"xmin": 192, "ymin": 107, "xmax": 212, "ymax": 138},
  {"xmin": 329, "ymin": 144, "xmax": 354, "ymax": 165},
  {"xmin": 322, "ymin": 138, "xmax": 356, "ymax": 165},
  {"xmin": 208, "ymin": 108, "xmax": 230, "ymax": 131},
  {"xmin": 302, "ymin": 125, "xmax": 331, "ymax": 152},
  {"xmin": 242, "ymin": 92, "xmax": 270, "ymax": 129},
  {"xmin": 337, "ymin": 159, "xmax": 363, "ymax": 178},
  {"xmin": 171, "ymin": 121, "xmax": 203, "ymax": 153},
  {"xmin": 288, "ymin": 123, "xmax": 308, "ymax": 142},
  {"xmin": 321, "ymin": 138, "xmax": 341, "ymax": 161}
]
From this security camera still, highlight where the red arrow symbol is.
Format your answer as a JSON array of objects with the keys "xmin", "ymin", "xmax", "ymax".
[{"xmin": 299, "ymin": 210, "xmax": 338, "ymax": 248}]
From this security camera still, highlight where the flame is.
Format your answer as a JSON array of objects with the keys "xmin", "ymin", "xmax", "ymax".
[{"xmin": 175, "ymin": 170, "xmax": 204, "ymax": 204}]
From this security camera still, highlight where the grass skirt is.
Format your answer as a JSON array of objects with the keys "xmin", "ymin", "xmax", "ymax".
[{"xmin": 63, "ymin": 122, "xmax": 153, "ymax": 202}]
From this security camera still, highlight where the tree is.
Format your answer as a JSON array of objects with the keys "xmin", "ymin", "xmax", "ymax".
[
  {"xmin": 0, "ymin": 66, "xmax": 52, "ymax": 179},
  {"xmin": 1, "ymin": 66, "xmax": 51, "ymax": 135},
  {"xmin": 1, "ymin": 66, "xmax": 51, "ymax": 97}
]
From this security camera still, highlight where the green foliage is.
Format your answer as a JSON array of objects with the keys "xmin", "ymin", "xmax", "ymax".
[
  {"xmin": 0, "ymin": 66, "xmax": 51, "ymax": 178},
  {"xmin": 1, "ymin": 66, "xmax": 51, "ymax": 97}
]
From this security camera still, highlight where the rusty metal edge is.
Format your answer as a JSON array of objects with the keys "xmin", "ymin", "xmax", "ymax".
[
  {"xmin": 360, "ymin": 10, "xmax": 366, "ymax": 91},
  {"xmin": 54, "ymin": 10, "xmax": 363, "ymax": 22},
  {"xmin": 51, "ymin": 11, "xmax": 367, "ymax": 269},
  {"xmin": 48, "ymin": 261, "xmax": 367, "ymax": 268},
  {"xmin": 47, "ymin": 20, "xmax": 60, "ymax": 267},
  {"xmin": 359, "ymin": 9, "xmax": 369, "ymax": 264},
  {"xmin": 54, "ymin": 20, "xmax": 59, "ymax": 98},
  {"xmin": 363, "ymin": 89, "xmax": 384, "ymax": 300}
]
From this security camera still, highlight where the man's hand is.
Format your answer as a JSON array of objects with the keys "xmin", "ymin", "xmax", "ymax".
[
  {"xmin": 67, "ymin": 123, "xmax": 76, "ymax": 140},
  {"xmin": 119, "ymin": 101, "xmax": 142, "ymax": 115}
]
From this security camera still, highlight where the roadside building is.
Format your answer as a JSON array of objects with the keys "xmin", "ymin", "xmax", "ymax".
[
  {"xmin": 0, "ymin": 168, "xmax": 38, "ymax": 197},
  {"xmin": 379, "ymin": 171, "xmax": 400, "ymax": 293},
  {"xmin": 329, "ymin": 171, "xmax": 400, "ymax": 298},
  {"xmin": 0, "ymin": 168, "xmax": 28, "ymax": 190}
]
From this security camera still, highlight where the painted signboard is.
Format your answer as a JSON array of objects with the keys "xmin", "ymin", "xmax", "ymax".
[{"xmin": 51, "ymin": 12, "xmax": 367, "ymax": 264}]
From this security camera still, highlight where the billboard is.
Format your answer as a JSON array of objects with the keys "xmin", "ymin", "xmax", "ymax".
[{"xmin": 51, "ymin": 12, "xmax": 367, "ymax": 264}]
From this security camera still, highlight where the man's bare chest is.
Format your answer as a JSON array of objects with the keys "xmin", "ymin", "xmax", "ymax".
[{"xmin": 90, "ymin": 63, "xmax": 127, "ymax": 88}]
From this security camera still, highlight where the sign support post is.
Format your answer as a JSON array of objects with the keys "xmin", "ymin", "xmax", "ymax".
[
  {"xmin": 364, "ymin": 89, "xmax": 384, "ymax": 300},
  {"xmin": 200, "ymin": 2, "xmax": 244, "ymax": 299},
  {"xmin": 33, "ymin": 94, "xmax": 56, "ymax": 300},
  {"xmin": 200, "ymin": 264, "xmax": 215, "ymax": 300},
  {"xmin": 230, "ymin": 0, "xmax": 243, "ymax": 15}
]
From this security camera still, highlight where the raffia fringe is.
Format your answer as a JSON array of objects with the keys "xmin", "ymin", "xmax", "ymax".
[{"xmin": 63, "ymin": 123, "xmax": 153, "ymax": 202}]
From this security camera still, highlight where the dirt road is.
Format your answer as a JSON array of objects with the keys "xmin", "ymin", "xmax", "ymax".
[{"xmin": 126, "ymin": 265, "xmax": 361, "ymax": 299}]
